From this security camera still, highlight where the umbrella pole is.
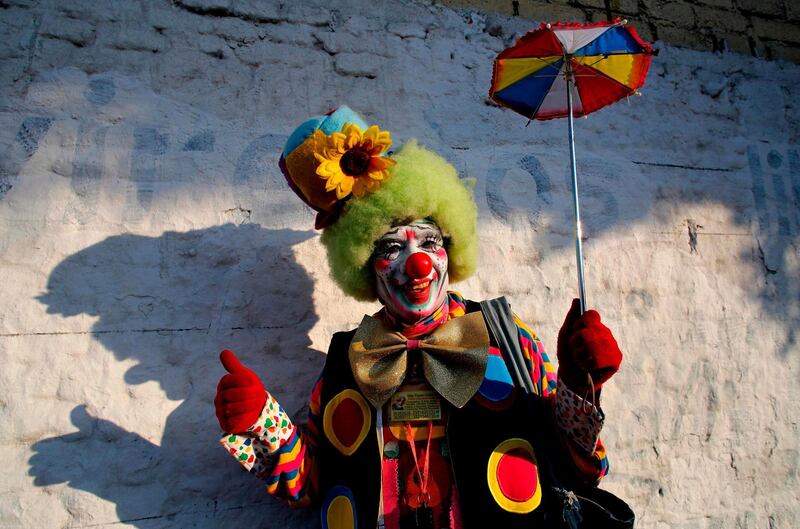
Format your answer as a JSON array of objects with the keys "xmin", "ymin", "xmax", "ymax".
[{"xmin": 566, "ymin": 65, "xmax": 587, "ymax": 314}]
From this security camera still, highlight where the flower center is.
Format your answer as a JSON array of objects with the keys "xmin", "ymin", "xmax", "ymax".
[{"xmin": 339, "ymin": 148, "xmax": 372, "ymax": 176}]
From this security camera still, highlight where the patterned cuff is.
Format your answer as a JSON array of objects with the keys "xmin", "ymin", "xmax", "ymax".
[
  {"xmin": 219, "ymin": 391, "xmax": 295, "ymax": 475},
  {"xmin": 554, "ymin": 378, "xmax": 605, "ymax": 454}
]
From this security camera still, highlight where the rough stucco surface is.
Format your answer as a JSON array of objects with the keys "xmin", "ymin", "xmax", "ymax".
[{"xmin": 0, "ymin": 1, "xmax": 798, "ymax": 528}]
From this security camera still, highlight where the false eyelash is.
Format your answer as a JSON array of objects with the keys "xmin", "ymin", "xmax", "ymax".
[{"xmin": 376, "ymin": 242, "xmax": 401, "ymax": 256}]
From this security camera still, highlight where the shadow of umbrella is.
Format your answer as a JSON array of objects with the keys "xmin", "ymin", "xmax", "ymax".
[{"xmin": 29, "ymin": 223, "xmax": 323, "ymax": 527}]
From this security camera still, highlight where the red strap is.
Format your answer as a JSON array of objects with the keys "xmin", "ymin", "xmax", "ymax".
[{"xmin": 404, "ymin": 420, "xmax": 433, "ymax": 506}]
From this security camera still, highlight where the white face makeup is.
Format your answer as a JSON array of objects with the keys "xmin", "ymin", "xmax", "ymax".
[{"xmin": 373, "ymin": 220, "xmax": 449, "ymax": 323}]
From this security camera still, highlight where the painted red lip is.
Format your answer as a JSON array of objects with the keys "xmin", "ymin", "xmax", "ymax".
[
  {"xmin": 404, "ymin": 279, "xmax": 432, "ymax": 304},
  {"xmin": 402, "ymin": 273, "xmax": 440, "ymax": 305}
]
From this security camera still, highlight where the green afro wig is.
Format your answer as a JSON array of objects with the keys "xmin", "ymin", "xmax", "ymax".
[{"xmin": 321, "ymin": 140, "xmax": 478, "ymax": 301}]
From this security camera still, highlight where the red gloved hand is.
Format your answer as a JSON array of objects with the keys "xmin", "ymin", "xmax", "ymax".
[
  {"xmin": 556, "ymin": 299, "xmax": 623, "ymax": 394},
  {"xmin": 214, "ymin": 349, "xmax": 266, "ymax": 433}
]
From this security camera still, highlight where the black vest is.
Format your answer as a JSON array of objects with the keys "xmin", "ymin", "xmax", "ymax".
[{"xmin": 315, "ymin": 302, "xmax": 579, "ymax": 529}]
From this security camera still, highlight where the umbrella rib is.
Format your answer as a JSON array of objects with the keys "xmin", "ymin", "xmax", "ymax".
[
  {"xmin": 572, "ymin": 62, "xmax": 636, "ymax": 104},
  {"xmin": 502, "ymin": 55, "xmax": 563, "ymax": 63},
  {"xmin": 580, "ymin": 49, "xmax": 651, "ymax": 57},
  {"xmin": 522, "ymin": 73, "xmax": 622, "ymax": 78},
  {"xmin": 528, "ymin": 60, "xmax": 566, "ymax": 121},
  {"xmin": 570, "ymin": 55, "xmax": 638, "ymax": 86},
  {"xmin": 584, "ymin": 55, "xmax": 611, "ymax": 68}
]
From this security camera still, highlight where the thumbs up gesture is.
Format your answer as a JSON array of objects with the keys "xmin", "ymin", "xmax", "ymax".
[{"xmin": 214, "ymin": 350, "xmax": 267, "ymax": 434}]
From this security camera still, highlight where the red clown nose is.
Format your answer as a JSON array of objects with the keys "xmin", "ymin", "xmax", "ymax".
[{"xmin": 405, "ymin": 252, "xmax": 433, "ymax": 279}]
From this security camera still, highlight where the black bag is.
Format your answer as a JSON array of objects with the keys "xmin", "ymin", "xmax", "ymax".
[{"xmin": 479, "ymin": 297, "xmax": 635, "ymax": 529}]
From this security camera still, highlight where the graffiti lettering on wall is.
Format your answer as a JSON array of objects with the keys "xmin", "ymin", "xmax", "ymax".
[
  {"xmin": 63, "ymin": 122, "xmax": 109, "ymax": 224},
  {"xmin": 62, "ymin": 77, "xmax": 114, "ymax": 224},
  {"xmin": 486, "ymin": 154, "xmax": 552, "ymax": 228},
  {"xmin": 232, "ymin": 132, "xmax": 306, "ymax": 222},
  {"xmin": 0, "ymin": 116, "xmax": 54, "ymax": 200},
  {"xmin": 17, "ymin": 116, "xmax": 54, "ymax": 159},
  {"xmin": 483, "ymin": 151, "xmax": 621, "ymax": 233},
  {"xmin": 233, "ymin": 133, "xmax": 287, "ymax": 186},
  {"xmin": 747, "ymin": 145, "xmax": 800, "ymax": 238},
  {"xmin": 747, "ymin": 144, "xmax": 800, "ymax": 356},
  {"xmin": 1, "ymin": 74, "xmax": 251, "ymax": 226},
  {"xmin": 0, "ymin": 73, "xmax": 622, "ymax": 232},
  {"xmin": 3, "ymin": 111, "xmax": 298, "ymax": 224},
  {"xmin": 84, "ymin": 77, "xmax": 115, "ymax": 106},
  {"xmin": 183, "ymin": 130, "xmax": 215, "ymax": 152},
  {"xmin": 125, "ymin": 127, "xmax": 169, "ymax": 222}
]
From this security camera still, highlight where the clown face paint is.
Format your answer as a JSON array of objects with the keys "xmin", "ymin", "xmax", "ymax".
[{"xmin": 373, "ymin": 220, "xmax": 449, "ymax": 323}]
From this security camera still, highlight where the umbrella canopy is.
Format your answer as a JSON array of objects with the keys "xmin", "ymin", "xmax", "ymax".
[
  {"xmin": 490, "ymin": 19, "xmax": 652, "ymax": 121},
  {"xmin": 489, "ymin": 19, "xmax": 653, "ymax": 313}
]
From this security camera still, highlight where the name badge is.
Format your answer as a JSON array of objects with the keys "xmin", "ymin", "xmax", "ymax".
[{"xmin": 389, "ymin": 383, "xmax": 442, "ymax": 422}]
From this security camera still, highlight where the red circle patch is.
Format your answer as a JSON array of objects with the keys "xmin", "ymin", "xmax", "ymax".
[
  {"xmin": 323, "ymin": 389, "xmax": 371, "ymax": 456},
  {"xmin": 496, "ymin": 448, "xmax": 538, "ymax": 502},
  {"xmin": 332, "ymin": 397, "xmax": 364, "ymax": 447}
]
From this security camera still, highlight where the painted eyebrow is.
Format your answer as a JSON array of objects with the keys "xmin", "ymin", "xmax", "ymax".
[
  {"xmin": 382, "ymin": 226, "xmax": 402, "ymax": 236},
  {"xmin": 413, "ymin": 224, "xmax": 443, "ymax": 237},
  {"xmin": 377, "ymin": 222, "xmax": 442, "ymax": 241},
  {"xmin": 378, "ymin": 228, "xmax": 442, "ymax": 241},
  {"xmin": 377, "ymin": 227, "xmax": 404, "ymax": 241}
]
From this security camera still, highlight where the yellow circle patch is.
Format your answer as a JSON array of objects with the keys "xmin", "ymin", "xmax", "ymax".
[
  {"xmin": 326, "ymin": 494, "xmax": 355, "ymax": 529},
  {"xmin": 486, "ymin": 438, "xmax": 542, "ymax": 513}
]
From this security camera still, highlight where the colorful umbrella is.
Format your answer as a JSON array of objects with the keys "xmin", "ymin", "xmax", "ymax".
[{"xmin": 490, "ymin": 19, "xmax": 653, "ymax": 312}]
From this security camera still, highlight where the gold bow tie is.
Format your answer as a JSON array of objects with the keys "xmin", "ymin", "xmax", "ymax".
[{"xmin": 348, "ymin": 311, "xmax": 490, "ymax": 409}]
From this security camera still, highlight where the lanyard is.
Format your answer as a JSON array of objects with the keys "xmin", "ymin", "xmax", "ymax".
[{"xmin": 404, "ymin": 420, "xmax": 433, "ymax": 507}]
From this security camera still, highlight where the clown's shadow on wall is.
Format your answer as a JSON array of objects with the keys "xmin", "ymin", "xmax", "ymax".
[{"xmin": 29, "ymin": 223, "xmax": 323, "ymax": 527}]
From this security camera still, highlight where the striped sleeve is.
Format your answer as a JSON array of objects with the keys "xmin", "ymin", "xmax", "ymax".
[
  {"xmin": 220, "ymin": 375, "xmax": 323, "ymax": 506},
  {"xmin": 512, "ymin": 312, "xmax": 557, "ymax": 396},
  {"xmin": 267, "ymin": 374, "xmax": 322, "ymax": 505},
  {"xmin": 512, "ymin": 313, "xmax": 609, "ymax": 484}
]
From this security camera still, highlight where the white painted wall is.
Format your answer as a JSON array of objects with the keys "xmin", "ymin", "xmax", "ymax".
[{"xmin": 1, "ymin": 1, "xmax": 798, "ymax": 527}]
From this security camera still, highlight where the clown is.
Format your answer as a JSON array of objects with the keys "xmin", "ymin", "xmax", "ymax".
[{"xmin": 215, "ymin": 107, "xmax": 624, "ymax": 529}]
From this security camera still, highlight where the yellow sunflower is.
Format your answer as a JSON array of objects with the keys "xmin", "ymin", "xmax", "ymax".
[{"xmin": 312, "ymin": 123, "xmax": 396, "ymax": 199}]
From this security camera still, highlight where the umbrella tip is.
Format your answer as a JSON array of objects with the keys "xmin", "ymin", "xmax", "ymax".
[
  {"xmin": 622, "ymin": 19, "xmax": 628, "ymax": 25},
  {"xmin": 545, "ymin": 23, "xmax": 552, "ymax": 29}
]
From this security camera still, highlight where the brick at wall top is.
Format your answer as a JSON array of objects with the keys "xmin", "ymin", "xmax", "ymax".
[{"xmin": 439, "ymin": 0, "xmax": 800, "ymax": 64}]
